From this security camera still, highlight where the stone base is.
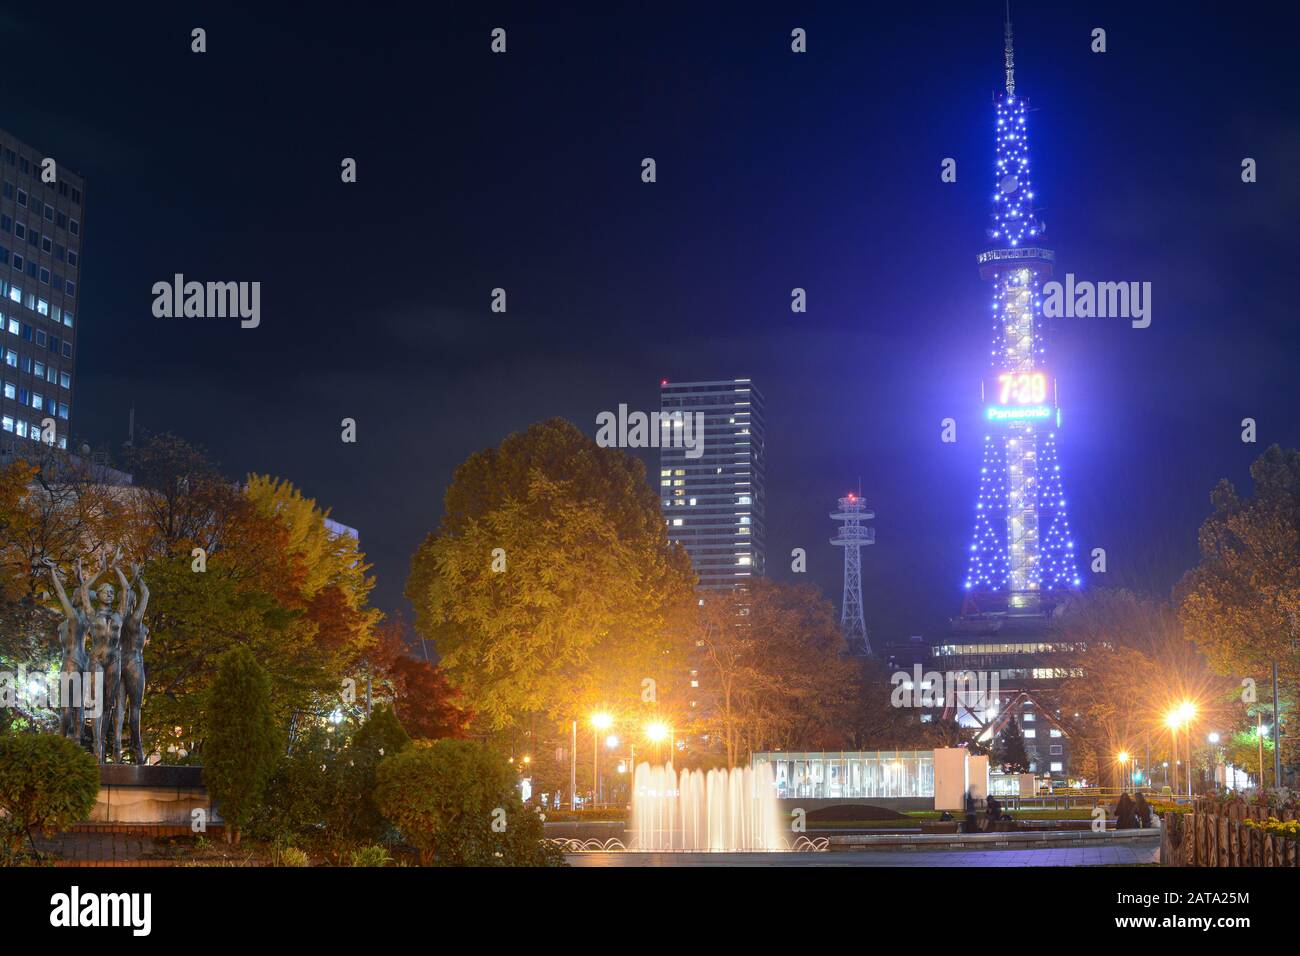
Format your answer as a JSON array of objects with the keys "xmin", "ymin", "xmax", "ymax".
[{"xmin": 91, "ymin": 765, "xmax": 218, "ymax": 826}]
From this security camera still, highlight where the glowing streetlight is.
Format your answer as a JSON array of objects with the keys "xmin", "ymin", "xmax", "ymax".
[
  {"xmin": 1164, "ymin": 701, "xmax": 1197, "ymax": 799},
  {"xmin": 605, "ymin": 734, "xmax": 619, "ymax": 750},
  {"xmin": 644, "ymin": 720, "xmax": 671, "ymax": 764},
  {"xmin": 590, "ymin": 712, "xmax": 615, "ymax": 807}
]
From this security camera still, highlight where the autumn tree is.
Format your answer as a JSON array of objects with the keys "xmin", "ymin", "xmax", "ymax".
[
  {"xmin": 689, "ymin": 579, "xmax": 858, "ymax": 765},
  {"xmin": 0, "ymin": 450, "xmax": 133, "ymax": 733},
  {"xmin": 1178, "ymin": 445, "xmax": 1300, "ymax": 777},
  {"xmin": 113, "ymin": 435, "xmax": 381, "ymax": 756},
  {"xmin": 1055, "ymin": 588, "xmax": 1235, "ymax": 788},
  {"xmin": 846, "ymin": 654, "xmax": 939, "ymax": 751},
  {"xmin": 405, "ymin": 419, "xmax": 695, "ymax": 732},
  {"xmin": 365, "ymin": 613, "xmax": 470, "ymax": 739}
]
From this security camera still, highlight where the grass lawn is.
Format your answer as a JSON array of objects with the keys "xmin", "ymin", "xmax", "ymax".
[{"xmin": 808, "ymin": 808, "xmax": 1095, "ymax": 828}]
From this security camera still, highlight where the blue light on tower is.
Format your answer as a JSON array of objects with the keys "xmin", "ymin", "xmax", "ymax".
[{"xmin": 963, "ymin": 12, "xmax": 1081, "ymax": 613}]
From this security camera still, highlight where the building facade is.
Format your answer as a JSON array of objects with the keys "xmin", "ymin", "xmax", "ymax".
[
  {"xmin": 0, "ymin": 130, "xmax": 83, "ymax": 452},
  {"xmin": 658, "ymin": 378, "xmax": 765, "ymax": 588}
]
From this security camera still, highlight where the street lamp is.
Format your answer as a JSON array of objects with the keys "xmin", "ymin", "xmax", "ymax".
[
  {"xmin": 591, "ymin": 712, "xmax": 613, "ymax": 807},
  {"xmin": 1165, "ymin": 701, "xmax": 1197, "ymax": 799},
  {"xmin": 1117, "ymin": 751, "xmax": 1131, "ymax": 791},
  {"xmin": 644, "ymin": 720, "xmax": 669, "ymax": 764},
  {"xmin": 1179, "ymin": 702, "xmax": 1196, "ymax": 798},
  {"xmin": 1164, "ymin": 709, "xmax": 1181, "ymax": 796},
  {"xmin": 1256, "ymin": 722, "xmax": 1270, "ymax": 790}
]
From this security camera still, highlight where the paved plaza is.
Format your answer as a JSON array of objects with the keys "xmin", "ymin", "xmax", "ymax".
[{"xmin": 568, "ymin": 841, "xmax": 1160, "ymax": 867}]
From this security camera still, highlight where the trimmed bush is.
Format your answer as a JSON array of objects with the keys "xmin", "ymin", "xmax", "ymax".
[
  {"xmin": 331, "ymin": 705, "xmax": 411, "ymax": 842},
  {"xmin": 350, "ymin": 844, "xmax": 392, "ymax": 867},
  {"xmin": 0, "ymin": 733, "xmax": 99, "ymax": 856},
  {"xmin": 252, "ymin": 706, "xmax": 413, "ymax": 852},
  {"xmin": 374, "ymin": 739, "xmax": 564, "ymax": 866},
  {"xmin": 203, "ymin": 646, "xmax": 280, "ymax": 844},
  {"xmin": 249, "ymin": 725, "xmax": 334, "ymax": 845}
]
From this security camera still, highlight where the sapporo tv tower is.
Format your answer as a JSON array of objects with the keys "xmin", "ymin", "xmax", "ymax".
[{"xmin": 962, "ymin": 12, "xmax": 1081, "ymax": 618}]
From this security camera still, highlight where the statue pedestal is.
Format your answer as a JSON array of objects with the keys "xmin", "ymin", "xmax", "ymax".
[{"xmin": 92, "ymin": 765, "xmax": 216, "ymax": 826}]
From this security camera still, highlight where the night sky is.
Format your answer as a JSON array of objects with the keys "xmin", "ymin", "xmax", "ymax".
[{"xmin": 11, "ymin": 2, "xmax": 1298, "ymax": 643}]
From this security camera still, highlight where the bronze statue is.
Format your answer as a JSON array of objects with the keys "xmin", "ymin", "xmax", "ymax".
[
  {"xmin": 85, "ymin": 549, "xmax": 127, "ymax": 764},
  {"xmin": 44, "ymin": 557, "xmax": 91, "ymax": 741},
  {"xmin": 110, "ymin": 564, "xmax": 149, "ymax": 765}
]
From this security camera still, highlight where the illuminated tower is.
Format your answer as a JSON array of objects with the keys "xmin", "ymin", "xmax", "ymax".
[
  {"xmin": 830, "ymin": 493, "xmax": 873, "ymax": 654},
  {"xmin": 963, "ymin": 12, "xmax": 1081, "ymax": 615}
]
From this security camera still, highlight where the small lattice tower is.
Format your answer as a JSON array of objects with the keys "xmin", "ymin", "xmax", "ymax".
[{"xmin": 830, "ymin": 494, "xmax": 874, "ymax": 655}]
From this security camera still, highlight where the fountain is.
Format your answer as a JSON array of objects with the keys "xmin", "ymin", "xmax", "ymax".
[{"xmin": 630, "ymin": 761, "xmax": 784, "ymax": 851}]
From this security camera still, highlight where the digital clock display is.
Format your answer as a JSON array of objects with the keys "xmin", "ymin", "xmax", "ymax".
[
  {"xmin": 984, "ymin": 370, "xmax": 1056, "ymax": 424},
  {"xmin": 994, "ymin": 370, "xmax": 1048, "ymax": 405}
]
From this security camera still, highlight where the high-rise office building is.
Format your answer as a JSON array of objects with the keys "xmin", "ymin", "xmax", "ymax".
[
  {"xmin": 659, "ymin": 379, "xmax": 765, "ymax": 589},
  {"xmin": 0, "ymin": 129, "xmax": 83, "ymax": 452}
]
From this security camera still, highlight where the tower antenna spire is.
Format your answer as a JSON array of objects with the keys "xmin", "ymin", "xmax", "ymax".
[{"xmin": 1004, "ymin": 1, "xmax": 1016, "ymax": 95}]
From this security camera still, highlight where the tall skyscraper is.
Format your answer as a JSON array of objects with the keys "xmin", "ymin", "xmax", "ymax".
[
  {"xmin": 659, "ymin": 379, "xmax": 765, "ymax": 589},
  {"xmin": 0, "ymin": 130, "xmax": 83, "ymax": 453}
]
